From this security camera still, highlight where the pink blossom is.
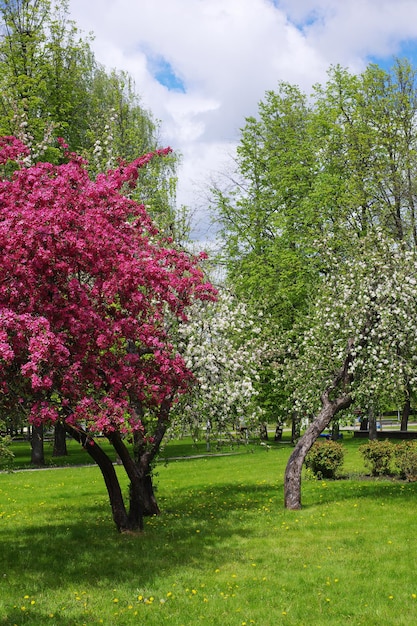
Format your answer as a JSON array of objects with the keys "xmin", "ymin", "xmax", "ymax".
[{"xmin": 0, "ymin": 135, "xmax": 216, "ymax": 464}]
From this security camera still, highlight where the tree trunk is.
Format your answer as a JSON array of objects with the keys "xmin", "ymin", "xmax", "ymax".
[
  {"xmin": 260, "ymin": 422, "xmax": 269, "ymax": 440},
  {"xmin": 368, "ymin": 406, "xmax": 377, "ymax": 440},
  {"xmin": 401, "ymin": 397, "xmax": 411, "ymax": 432},
  {"xmin": 30, "ymin": 423, "xmax": 44, "ymax": 465},
  {"xmin": 64, "ymin": 397, "xmax": 172, "ymax": 532},
  {"xmin": 284, "ymin": 342, "xmax": 354, "ymax": 510},
  {"xmin": 65, "ymin": 424, "xmax": 133, "ymax": 533},
  {"xmin": 331, "ymin": 421, "xmax": 340, "ymax": 441},
  {"xmin": 128, "ymin": 472, "xmax": 160, "ymax": 529},
  {"xmin": 53, "ymin": 422, "xmax": 68, "ymax": 457},
  {"xmin": 108, "ymin": 431, "xmax": 160, "ymax": 523},
  {"xmin": 291, "ymin": 412, "xmax": 301, "ymax": 444}
]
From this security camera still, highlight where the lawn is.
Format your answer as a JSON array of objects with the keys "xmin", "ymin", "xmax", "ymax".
[{"xmin": 1, "ymin": 435, "xmax": 417, "ymax": 625}]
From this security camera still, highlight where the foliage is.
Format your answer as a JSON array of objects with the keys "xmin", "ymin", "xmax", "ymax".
[
  {"xmin": 0, "ymin": 0, "xmax": 181, "ymax": 236},
  {"xmin": 393, "ymin": 441, "xmax": 417, "ymax": 481},
  {"xmin": 304, "ymin": 439, "xmax": 345, "ymax": 479},
  {"xmin": 212, "ymin": 81, "xmax": 318, "ymax": 329},
  {"xmin": 0, "ymin": 419, "xmax": 13, "ymax": 468},
  {"xmin": 281, "ymin": 232, "xmax": 417, "ymax": 419},
  {"xmin": 213, "ymin": 59, "xmax": 417, "ymax": 423},
  {"xmin": 360, "ymin": 440, "xmax": 395, "ymax": 476},
  {"xmin": 394, "ymin": 441, "xmax": 417, "ymax": 481},
  {"xmin": 0, "ymin": 135, "xmax": 215, "ymax": 530},
  {"xmin": 170, "ymin": 290, "xmax": 265, "ymax": 440}
]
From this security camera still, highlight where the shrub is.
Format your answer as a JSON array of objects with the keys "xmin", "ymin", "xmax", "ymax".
[
  {"xmin": 305, "ymin": 439, "xmax": 344, "ymax": 479},
  {"xmin": 394, "ymin": 441, "xmax": 417, "ymax": 481},
  {"xmin": 0, "ymin": 435, "xmax": 14, "ymax": 469},
  {"xmin": 359, "ymin": 440, "xmax": 394, "ymax": 476}
]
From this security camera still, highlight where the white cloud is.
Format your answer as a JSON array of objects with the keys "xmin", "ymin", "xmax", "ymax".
[{"xmin": 68, "ymin": 0, "xmax": 417, "ymax": 242}]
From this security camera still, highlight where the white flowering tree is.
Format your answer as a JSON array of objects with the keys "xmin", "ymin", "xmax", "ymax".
[
  {"xmin": 283, "ymin": 232, "xmax": 417, "ymax": 508},
  {"xmin": 170, "ymin": 290, "xmax": 265, "ymax": 447}
]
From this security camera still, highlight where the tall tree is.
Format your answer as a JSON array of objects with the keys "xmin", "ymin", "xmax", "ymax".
[
  {"xmin": 283, "ymin": 232, "xmax": 417, "ymax": 508},
  {"xmin": 0, "ymin": 0, "xmax": 180, "ymax": 236},
  {"xmin": 0, "ymin": 136, "xmax": 215, "ymax": 532},
  {"xmin": 212, "ymin": 82, "xmax": 318, "ymax": 329},
  {"xmin": 213, "ymin": 59, "xmax": 417, "ymax": 428}
]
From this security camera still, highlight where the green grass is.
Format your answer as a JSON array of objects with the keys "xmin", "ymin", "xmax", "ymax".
[{"xmin": 1, "ymin": 436, "xmax": 417, "ymax": 625}]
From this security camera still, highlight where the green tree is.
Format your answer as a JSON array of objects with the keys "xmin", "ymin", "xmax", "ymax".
[
  {"xmin": 0, "ymin": 0, "xmax": 181, "ymax": 236},
  {"xmin": 284, "ymin": 233, "xmax": 417, "ymax": 508},
  {"xmin": 213, "ymin": 59, "xmax": 417, "ymax": 428},
  {"xmin": 212, "ymin": 82, "xmax": 318, "ymax": 329}
]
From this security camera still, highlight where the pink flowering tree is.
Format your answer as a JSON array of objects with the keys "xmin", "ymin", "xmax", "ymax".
[{"xmin": 0, "ymin": 136, "xmax": 215, "ymax": 532}]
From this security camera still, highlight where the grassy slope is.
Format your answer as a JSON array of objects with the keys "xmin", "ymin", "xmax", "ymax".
[{"xmin": 1, "ymin": 437, "xmax": 417, "ymax": 625}]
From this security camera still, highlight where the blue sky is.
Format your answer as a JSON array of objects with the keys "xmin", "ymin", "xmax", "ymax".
[{"xmin": 68, "ymin": 0, "xmax": 417, "ymax": 242}]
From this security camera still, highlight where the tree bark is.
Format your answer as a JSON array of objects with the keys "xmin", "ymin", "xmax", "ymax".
[
  {"xmin": 53, "ymin": 422, "xmax": 68, "ymax": 456},
  {"xmin": 401, "ymin": 392, "xmax": 411, "ymax": 432},
  {"xmin": 284, "ymin": 342, "xmax": 354, "ymax": 510},
  {"xmin": 368, "ymin": 405, "xmax": 377, "ymax": 440},
  {"xmin": 331, "ymin": 421, "xmax": 340, "ymax": 441},
  {"xmin": 291, "ymin": 412, "xmax": 301, "ymax": 444},
  {"xmin": 107, "ymin": 431, "xmax": 160, "ymax": 526},
  {"xmin": 65, "ymin": 424, "xmax": 132, "ymax": 532},
  {"xmin": 30, "ymin": 423, "xmax": 44, "ymax": 465},
  {"xmin": 107, "ymin": 397, "xmax": 173, "ymax": 525},
  {"xmin": 64, "ymin": 397, "xmax": 172, "ymax": 532}
]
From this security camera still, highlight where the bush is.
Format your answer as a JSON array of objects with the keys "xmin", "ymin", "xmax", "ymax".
[
  {"xmin": 305, "ymin": 439, "xmax": 344, "ymax": 479},
  {"xmin": 0, "ymin": 434, "xmax": 14, "ymax": 469},
  {"xmin": 359, "ymin": 440, "xmax": 394, "ymax": 476},
  {"xmin": 394, "ymin": 441, "xmax": 417, "ymax": 481}
]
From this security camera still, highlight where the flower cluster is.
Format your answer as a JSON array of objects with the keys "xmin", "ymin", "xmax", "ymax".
[
  {"xmin": 282, "ymin": 232, "xmax": 417, "ymax": 417},
  {"xmin": 171, "ymin": 290, "xmax": 264, "ymax": 436},
  {"xmin": 0, "ymin": 136, "xmax": 216, "ymax": 439}
]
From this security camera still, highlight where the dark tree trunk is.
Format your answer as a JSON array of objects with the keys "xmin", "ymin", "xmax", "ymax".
[
  {"xmin": 291, "ymin": 413, "xmax": 301, "ymax": 444},
  {"xmin": 274, "ymin": 423, "xmax": 283, "ymax": 441},
  {"xmin": 360, "ymin": 416, "xmax": 369, "ymax": 430},
  {"xmin": 401, "ymin": 397, "xmax": 411, "ymax": 432},
  {"xmin": 368, "ymin": 406, "xmax": 377, "ymax": 440},
  {"xmin": 284, "ymin": 342, "xmax": 354, "ymax": 510},
  {"xmin": 65, "ymin": 424, "xmax": 133, "ymax": 532},
  {"xmin": 64, "ymin": 397, "xmax": 172, "ymax": 533},
  {"xmin": 331, "ymin": 421, "xmax": 340, "ymax": 441},
  {"xmin": 260, "ymin": 422, "xmax": 269, "ymax": 440},
  {"xmin": 30, "ymin": 423, "xmax": 44, "ymax": 465},
  {"xmin": 53, "ymin": 422, "xmax": 68, "ymax": 457}
]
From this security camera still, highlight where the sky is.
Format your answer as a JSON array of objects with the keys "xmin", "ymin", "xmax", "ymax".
[{"xmin": 68, "ymin": 0, "xmax": 417, "ymax": 243}]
